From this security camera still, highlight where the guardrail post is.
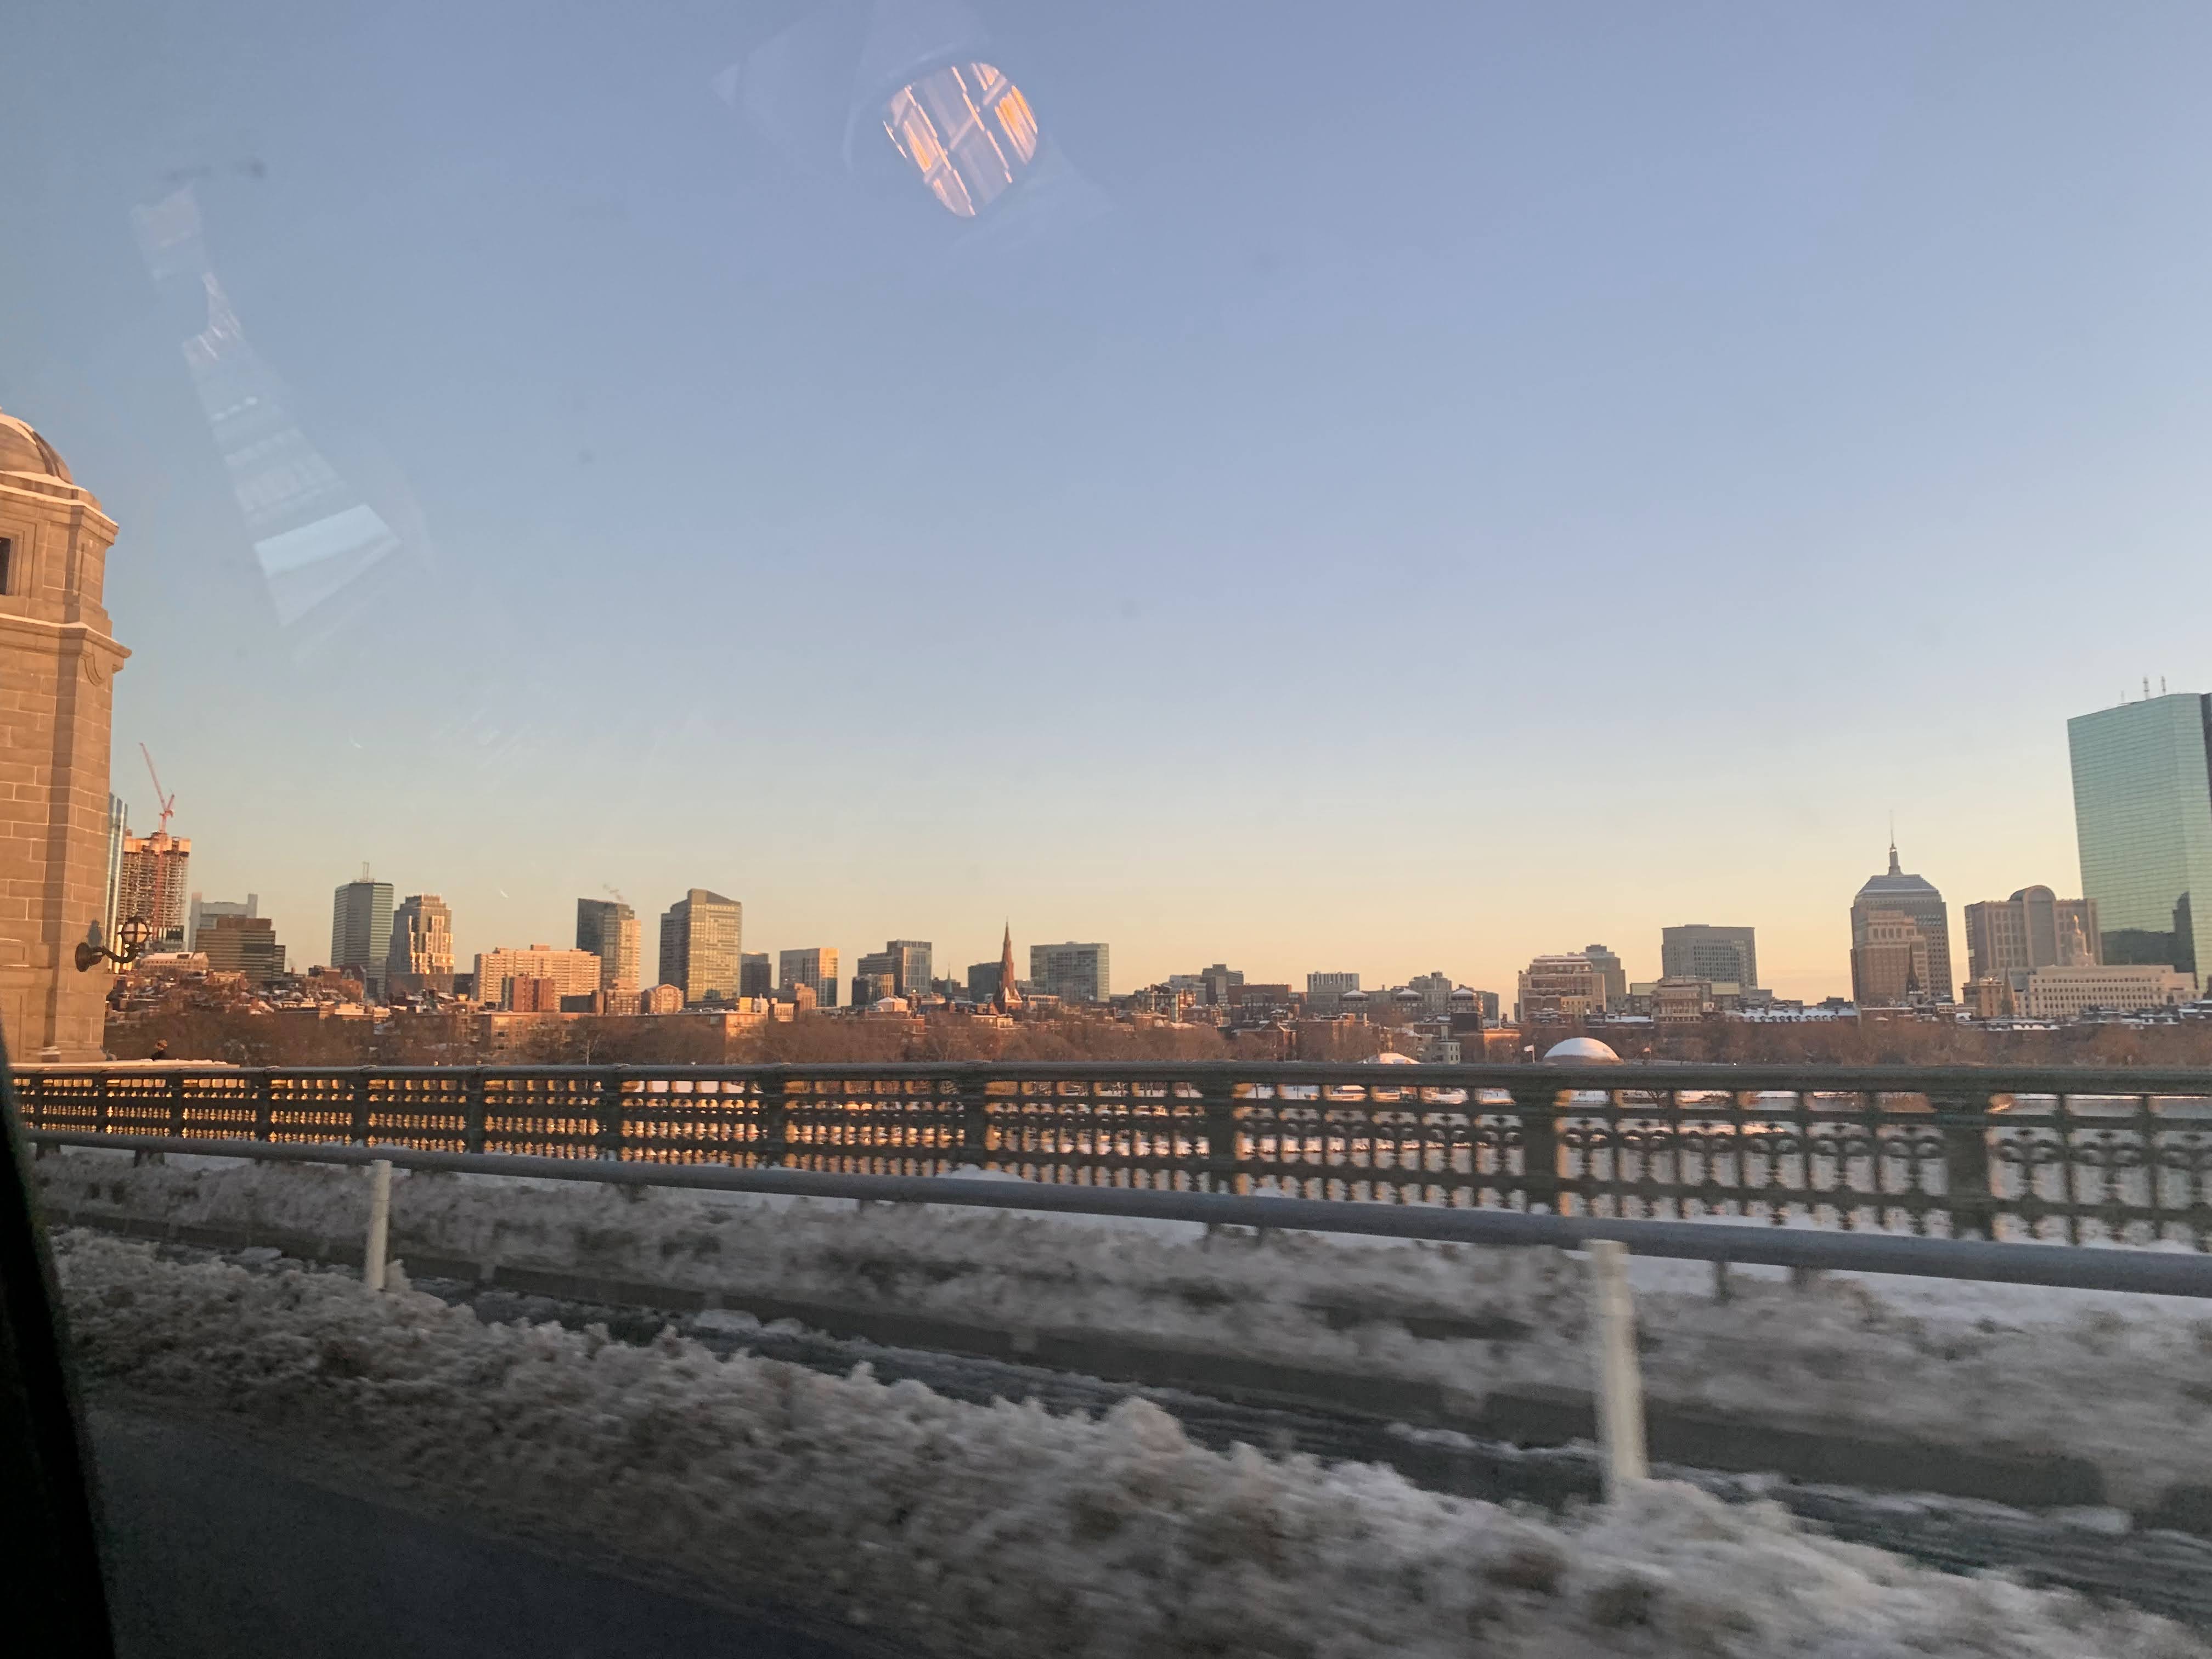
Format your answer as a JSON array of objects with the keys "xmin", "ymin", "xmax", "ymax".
[
  {"xmin": 759, "ymin": 1069, "xmax": 791, "ymax": 1168},
  {"xmin": 462, "ymin": 1068, "xmax": 487, "ymax": 1155},
  {"xmin": 1933, "ymin": 1089, "xmax": 1997, "ymax": 1240},
  {"xmin": 167, "ymin": 1068, "xmax": 187, "ymax": 1140},
  {"xmin": 348, "ymin": 1070, "xmax": 370, "ymax": 1147},
  {"xmin": 1509, "ymin": 1082, "xmax": 1562, "ymax": 1212},
  {"xmin": 1587, "ymin": 1239, "xmax": 1648, "ymax": 1498},
  {"xmin": 594, "ymin": 1068, "xmax": 624, "ymax": 1160},
  {"xmin": 364, "ymin": 1158, "xmax": 393, "ymax": 1293},
  {"xmin": 953, "ymin": 1073, "xmax": 986, "ymax": 1168},
  {"xmin": 1200, "ymin": 1081, "xmax": 1239, "ymax": 1194},
  {"xmin": 251, "ymin": 1068, "xmax": 273, "ymax": 1143}
]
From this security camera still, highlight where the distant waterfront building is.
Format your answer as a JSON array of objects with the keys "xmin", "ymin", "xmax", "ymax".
[
  {"xmin": 2069, "ymin": 693, "xmax": 2212, "ymax": 981},
  {"xmin": 658, "ymin": 888, "xmax": 741, "ymax": 1005},
  {"xmin": 119, "ymin": 832, "xmax": 191, "ymax": 945},
  {"xmin": 187, "ymin": 891, "xmax": 257, "ymax": 951},
  {"xmin": 475, "ymin": 944, "xmax": 601, "ymax": 1009},
  {"xmin": 1580, "ymin": 945, "xmax": 1627, "ymax": 1012},
  {"xmin": 967, "ymin": 960, "xmax": 1002, "ymax": 1004},
  {"xmin": 851, "ymin": 969, "xmax": 896, "ymax": 1006},
  {"xmin": 386, "ymin": 894, "xmax": 455, "ymax": 994},
  {"xmin": 331, "ymin": 876, "xmax": 395, "ymax": 991},
  {"xmin": 1198, "ymin": 964, "xmax": 1244, "ymax": 1007},
  {"xmin": 740, "ymin": 951, "xmax": 772, "ymax": 998},
  {"xmin": 198, "ymin": 913, "xmax": 284, "ymax": 984},
  {"xmin": 883, "ymin": 940, "xmax": 933, "ymax": 1000},
  {"xmin": 1963, "ymin": 888, "xmax": 2100, "ymax": 982},
  {"xmin": 1849, "ymin": 843, "xmax": 1953, "ymax": 1005},
  {"xmin": 2015, "ymin": 963, "xmax": 2195, "ymax": 1022},
  {"xmin": 1405, "ymin": 971, "xmax": 1458, "ymax": 1019},
  {"xmin": 1516, "ymin": 953, "xmax": 1606, "ymax": 1023},
  {"xmin": 1660, "ymin": 926, "xmax": 1758, "ymax": 994},
  {"xmin": 575, "ymin": 899, "xmax": 640, "ymax": 995},
  {"xmin": 1306, "ymin": 971, "xmax": 1360, "ymax": 1014},
  {"xmin": 1031, "ymin": 941, "xmax": 1110, "ymax": 1003},
  {"xmin": 642, "ymin": 983, "xmax": 685, "ymax": 1015},
  {"xmin": 778, "ymin": 946, "xmax": 839, "ymax": 1008}
]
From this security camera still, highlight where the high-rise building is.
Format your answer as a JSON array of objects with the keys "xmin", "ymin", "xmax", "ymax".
[
  {"xmin": 1849, "ymin": 843, "xmax": 1953, "ymax": 1004},
  {"xmin": 386, "ymin": 894, "xmax": 455, "ymax": 994},
  {"xmin": 778, "ymin": 946, "xmax": 839, "ymax": 1008},
  {"xmin": 1580, "ymin": 945, "xmax": 1627, "ymax": 1012},
  {"xmin": 1198, "ymin": 964, "xmax": 1244, "ymax": 1007},
  {"xmin": 330, "ymin": 876, "xmax": 394, "ymax": 990},
  {"xmin": 852, "ymin": 969, "xmax": 897, "ymax": 1006},
  {"xmin": 740, "ymin": 951, "xmax": 772, "ymax": 998},
  {"xmin": 187, "ymin": 891, "xmax": 257, "ymax": 951},
  {"xmin": 575, "ymin": 899, "xmax": 641, "ymax": 995},
  {"xmin": 967, "ymin": 960, "xmax": 1003, "ymax": 1004},
  {"xmin": 1406, "ymin": 971, "xmax": 1457, "ymax": 1018},
  {"xmin": 1517, "ymin": 953, "xmax": 1606, "ymax": 1023},
  {"xmin": 1030, "ymin": 941, "xmax": 1110, "ymax": 1003},
  {"xmin": 1963, "ymin": 887, "xmax": 2100, "ymax": 982},
  {"xmin": 0, "ymin": 407, "xmax": 131, "ymax": 1059},
  {"xmin": 658, "ymin": 888, "xmax": 741, "ymax": 1005},
  {"xmin": 2069, "ymin": 693, "xmax": 2212, "ymax": 980},
  {"xmin": 198, "ymin": 914, "xmax": 284, "ymax": 984},
  {"xmin": 474, "ymin": 945, "xmax": 601, "ymax": 1008},
  {"xmin": 881, "ymin": 939, "xmax": 932, "ymax": 1000},
  {"xmin": 119, "ymin": 832, "xmax": 191, "ymax": 946},
  {"xmin": 1660, "ymin": 926, "xmax": 1758, "ymax": 993}
]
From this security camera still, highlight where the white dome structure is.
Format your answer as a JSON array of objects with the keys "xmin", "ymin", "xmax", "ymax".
[
  {"xmin": 1544, "ymin": 1036, "xmax": 1621, "ymax": 1064},
  {"xmin": 1449, "ymin": 985, "xmax": 1476, "ymax": 1002}
]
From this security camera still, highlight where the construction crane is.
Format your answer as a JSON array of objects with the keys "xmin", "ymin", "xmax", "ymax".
[{"xmin": 139, "ymin": 743, "xmax": 176, "ymax": 837}]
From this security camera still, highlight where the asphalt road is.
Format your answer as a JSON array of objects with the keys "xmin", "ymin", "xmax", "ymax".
[{"xmin": 86, "ymin": 1406, "xmax": 882, "ymax": 1659}]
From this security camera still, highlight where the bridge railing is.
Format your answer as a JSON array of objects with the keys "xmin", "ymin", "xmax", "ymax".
[{"xmin": 15, "ymin": 1060, "xmax": 2212, "ymax": 1247}]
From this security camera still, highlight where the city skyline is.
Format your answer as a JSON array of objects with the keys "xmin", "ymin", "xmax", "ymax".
[{"xmin": 9, "ymin": 7, "xmax": 2211, "ymax": 1007}]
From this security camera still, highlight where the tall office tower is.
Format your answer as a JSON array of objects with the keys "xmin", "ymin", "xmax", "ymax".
[
  {"xmin": 1198, "ymin": 964, "xmax": 1244, "ymax": 1007},
  {"xmin": 575, "ymin": 898, "xmax": 641, "ymax": 995},
  {"xmin": 1851, "ymin": 909, "xmax": 1932, "ymax": 1007},
  {"xmin": 1580, "ymin": 945, "xmax": 1627, "ymax": 1011},
  {"xmin": 1660, "ymin": 925, "xmax": 1758, "ymax": 991},
  {"xmin": 0, "ymin": 406, "xmax": 131, "ymax": 1059},
  {"xmin": 1030, "ymin": 941, "xmax": 1111, "ymax": 1003},
  {"xmin": 386, "ymin": 894, "xmax": 456, "ymax": 994},
  {"xmin": 882, "ymin": 939, "xmax": 932, "ymax": 1000},
  {"xmin": 1849, "ymin": 843, "xmax": 1953, "ymax": 1003},
  {"xmin": 118, "ymin": 832, "xmax": 191, "ymax": 946},
  {"xmin": 778, "ymin": 946, "xmax": 839, "ymax": 1007},
  {"xmin": 1306, "ymin": 970, "xmax": 1361, "ymax": 1014},
  {"xmin": 1963, "ymin": 887, "xmax": 2100, "ymax": 981},
  {"xmin": 2069, "ymin": 693, "xmax": 2212, "ymax": 978},
  {"xmin": 198, "ymin": 915, "xmax": 284, "ymax": 984},
  {"xmin": 331, "ymin": 876, "xmax": 395, "ymax": 990},
  {"xmin": 187, "ymin": 891, "xmax": 257, "ymax": 951},
  {"xmin": 658, "ymin": 888, "xmax": 742, "ymax": 1005},
  {"xmin": 740, "ymin": 952, "xmax": 772, "ymax": 997}
]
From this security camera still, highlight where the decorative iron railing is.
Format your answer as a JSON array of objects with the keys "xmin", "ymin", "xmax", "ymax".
[{"xmin": 15, "ymin": 1061, "xmax": 2212, "ymax": 1247}]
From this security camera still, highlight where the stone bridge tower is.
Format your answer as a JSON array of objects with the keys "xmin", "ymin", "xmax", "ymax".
[{"xmin": 0, "ymin": 408, "xmax": 129, "ymax": 1060}]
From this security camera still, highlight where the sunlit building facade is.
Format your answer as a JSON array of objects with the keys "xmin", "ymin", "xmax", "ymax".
[
  {"xmin": 2069, "ymin": 693, "xmax": 2212, "ymax": 981},
  {"xmin": 659, "ymin": 889, "xmax": 742, "ymax": 1006},
  {"xmin": 883, "ymin": 62, "xmax": 1040, "ymax": 219},
  {"xmin": 1031, "ymin": 941, "xmax": 1110, "ymax": 1005},
  {"xmin": 331, "ymin": 878, "xmax": 394, "ymax": 990},
  {"xmin": 1660, "ymin": 926, "xmax": 1758, "ymax": 994},
  {"xmin": 575, "ymin": 898, "xmax": 641, "ymax": 995},
  {"xmin": 386, "ymin": 893, "xmax": 455, "ymax": 994},
  {"xmin": 1849, "ymin": 845, "xmax": 1953, "ymax": 1004},
  {"xmin": 778, "ymin": 947, "xmax": 839, "ymax": 1008},
  {"xmin": 119, "ymin": 832, "xmax": 191, "ymax": 946}
]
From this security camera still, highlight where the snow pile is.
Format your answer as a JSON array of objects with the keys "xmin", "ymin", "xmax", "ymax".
[
  {"xmin": 53, "ymin": 1232, "xmax": 2205, "ymax": 1659},
  {"xmin": 37, "ymin": 1151, "xmax": 2212, "ymax": 1508}
]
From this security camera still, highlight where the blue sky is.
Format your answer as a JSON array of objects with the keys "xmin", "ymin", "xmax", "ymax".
[{"xmin": 4, "ymin": 1, "xmax": 2211, "ymax": 999}]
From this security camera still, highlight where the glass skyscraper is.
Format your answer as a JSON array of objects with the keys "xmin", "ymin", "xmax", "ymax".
[{"xmin": 2068, "ymin": 693, "xmax": 2212, "ymax": 979}]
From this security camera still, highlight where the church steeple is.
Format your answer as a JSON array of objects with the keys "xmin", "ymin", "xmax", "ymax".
[{"xmin": 996, "ymin": 921, "xmax": 1021, "ymax": 1012}]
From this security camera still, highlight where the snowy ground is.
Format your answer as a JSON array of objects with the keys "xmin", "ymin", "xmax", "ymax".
[
  {"xmin": 35, "ymin": 1149, "xmax": 2212, "ymax": 1510},
  {"xmin": 52, "ymin": 1232, "xmax": 2208, "ymax": 1659}
]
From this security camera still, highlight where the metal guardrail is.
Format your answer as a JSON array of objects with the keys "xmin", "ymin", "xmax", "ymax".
[
  {"xmin": 16, "ymin": 1060, "xmax": 2212, "ymax": 1247},
  {"xmin": 29, "ymin": 1128, "xmax": 2212, "ymax": 1299}
]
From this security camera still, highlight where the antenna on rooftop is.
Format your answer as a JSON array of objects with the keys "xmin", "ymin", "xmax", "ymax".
[{"xmin": 138, "ymin": 744, "xmax": 176, "ymax": 836}]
